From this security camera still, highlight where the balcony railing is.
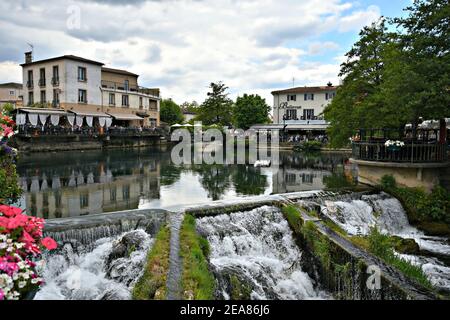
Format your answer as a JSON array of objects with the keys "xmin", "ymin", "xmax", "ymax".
[
  {"xmin": 26, "ymin": 80, "xmax": 34, "ymax": 88},
  {"xmin": 51, "ymin": 77, "xmax": 60, "ymax": 86},
  {"xmin": 38, "ymin": 79, "xmax": 46, "ymax": 87},
  {"xmin": 352, "ymin": 141, "xmax": 448, "ymax": 163},
  {"xmin": 101, "ymin": 80, "xmax": 160, "ymax": 97},
  {"xmin": 52, "ymin": 100, "xmax": 60, "ymax": 108}
]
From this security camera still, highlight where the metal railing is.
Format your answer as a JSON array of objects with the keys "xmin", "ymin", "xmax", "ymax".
[
  {"xmin": 352, "ymin": 141, "xmax": 447, "ymax": 163},
  {"xmin": 101, "ymin": 80, "xmax": 160, "ymax": 97}
]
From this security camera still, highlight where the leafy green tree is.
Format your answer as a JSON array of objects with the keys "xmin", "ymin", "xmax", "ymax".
[
  {"xmin": 324, "ymin": 20, "xmax": 391, "ymax": 147},
  {"xmin": 160, "ymin": 99, "xmax": 184, "ymax": 125},
  {"xmin": 233, "ymin": 94, "xmax": 271, "ymax": 129},
  {"xmin": 196, "ymin": 82, "xmax": 233, "ymax": 126},
  {"xmin": 324, "ymin": 0, "xmax": 450, "ymax": 147}
]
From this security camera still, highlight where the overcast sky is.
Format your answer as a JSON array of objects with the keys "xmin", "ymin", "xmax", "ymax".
[{"xmin": 0, "ymin": 0, "xmax": 410, "ymax": 104}]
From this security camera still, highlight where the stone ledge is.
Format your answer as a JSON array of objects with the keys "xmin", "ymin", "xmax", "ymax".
[{"xmin": 350, "ymin": 158, "xmax": 450, "ymax": 169}]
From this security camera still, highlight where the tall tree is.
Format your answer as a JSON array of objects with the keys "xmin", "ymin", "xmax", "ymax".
[
  {"xmin": 160, "ymin": 99, "xmax": 184, "ymax": 125},
  {"xmin": 196, "ymin": 82, "xmax": 234, "ymax": 126},
  {"xmin": 234, "ymin": 94, "xmax": 271, "ymax": 129},
  {"xmin": 324, "ymin": 19, "xmax": 391, "ymax": 147}
]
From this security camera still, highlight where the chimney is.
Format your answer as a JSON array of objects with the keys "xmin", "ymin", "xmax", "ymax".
[{"xmin": 25, "ymin": 51, "xmax": 33, "ymax": 64}]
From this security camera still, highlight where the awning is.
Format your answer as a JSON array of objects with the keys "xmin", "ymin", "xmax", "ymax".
[
  {"xmin": 18, "ymin": 107, "xmax": 67, "ymax": 115},
  {"xmin": 107, "ymin": 112, "xmax": 144, "ymax": 121},
  {"xmin": 136, "ymin": 111, "xmax": 149, "ymax": 117},
  {"xmin": 68, "ymin": 110, "xmax": 111, "ymax": 118}
]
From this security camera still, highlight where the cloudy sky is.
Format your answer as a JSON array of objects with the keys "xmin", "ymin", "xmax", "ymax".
[{"xmin": 0, "ymin": 0, "xmax": 410, "ymax": 104}]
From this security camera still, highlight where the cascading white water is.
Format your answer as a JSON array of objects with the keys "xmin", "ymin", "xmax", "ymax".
[
  {"xmin": 196, "ymin": 206, "xmax": 330, "ymax": 300},
  {"xmin": 320, "ymin": 192, "xmax": 450, "ymax": 292},
  {"xmin": 34, "ymin": 229, "xmax": 153, "ymax": 300}
]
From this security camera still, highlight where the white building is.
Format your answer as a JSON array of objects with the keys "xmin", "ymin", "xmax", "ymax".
[
  {"xmin": 259, "ymin": 83, "xmax": 338, "ymax": 133},
  {"xmin": 20, "ymin": 52, "xmax": 160, "ymax": 127}
]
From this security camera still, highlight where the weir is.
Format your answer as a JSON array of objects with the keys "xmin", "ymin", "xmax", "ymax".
[{"xmin": 38, "ymin": 191, "xmax": 448, "ymax": 300}]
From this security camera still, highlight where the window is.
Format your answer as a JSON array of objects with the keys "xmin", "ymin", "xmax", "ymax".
[
  {"xmin": 122, "ymin": 95, "xmax": 129, "ymax": 107},
  {"xmin": 286, "ymin": 109, "xmax": 297, "ymax": 120},
  {"xmin": 109, "ymin": 93, "xmax": 115, "ymax": 105},
  {"xmin": 28, "ymin": 91, "xmax": 34, "ymax": 105},
  {"xmin": 80, "ymin": 193, "xmax": 89, "ymax": 209},
  {"xmin": 304, "ymin": 93, "xmax": 314, "ymax": 101},
  {"xmin": 124, "ymin": 80, "xmax": 129, "ymax": 91},
  {"xmin": 78, "ymin": 67, "xmax": 87, "ymax": 81},
  {"xmin": 122, "ymin": 185, "xmax": 130, "ymax": 200},
  {"xmin": 287, "ymin": 94, "xmax": 296, "ymax": 101},
  {"xmin": 27, "ymin": 70, "xmax": 33, "ymax": 87},
  {"xmin": 139, "ymin": 97, "xmax": 143, "ymax": 108},
  {"xmin": 78, "ymin": 89, "xmax": 87, "ymax": 103},
  {"xmin": 303, "ymin": 109, "xmax": 315, "ymax": 120},
  {"xmin": 53, "ymin": 89, "xmax": 59, "ymax": 106},
  {"xmin": 40, "ymin": 90, "xmax": 46, "ymax": 104},
  {"xmin": 9, "ymin": 90, "xmax": 14, "ymax": 95},
  {"xmin": 326, "ymin": 92, "xmax": 336, "ymax": 100},
  {"xmin": 110, "ymin": 187, "xmax": 117, "ymax": 201},
  {"xmin": 52, "ymin": 66, "xmax": 59, "ymax": 85},
  {"xmin": 39, "ymin": 68, "xmax": 46, "ymax": 86}
]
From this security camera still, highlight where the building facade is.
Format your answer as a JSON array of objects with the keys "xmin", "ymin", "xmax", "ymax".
[
  {"xmin": 20, "ymin": 52, "xmax": 160, "ymax": 127},
  {"xmin": 270, "ymin": 83, "xmax": 338, "ymax": 132},
  {"xmin": 0, "ymin": 82, "xmax": 23, "ymax": 108}
]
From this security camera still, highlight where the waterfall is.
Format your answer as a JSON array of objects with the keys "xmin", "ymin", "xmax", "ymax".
[
  {"xmin": 34, "ymin": 229, "xmax": 153, "ymax": 300},
  {"xmin": 196, "ymin": 206, "xmax": 330, "ymax": 300},
  {"xmin": 319, "ymin": 192, "xmax": 450, "ymax": 292}
]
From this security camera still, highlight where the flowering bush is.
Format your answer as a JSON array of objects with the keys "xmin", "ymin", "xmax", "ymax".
[
  {"xmin": 0, "ymin": 205, "xmax": 57, "ymax": 300},
  {"xmin": 384, "ymin": 140, "xmax": 405, "ymax": 148},
  {"xmin": 0, "ymin": 112, "xmax": 16, "ymax": 142}
]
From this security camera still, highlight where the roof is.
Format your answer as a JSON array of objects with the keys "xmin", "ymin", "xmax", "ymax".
[
  {"xmin": 106, "ymin": 112, "xmax": 144, "ymax": 121},
  {"xmin": 17, "ymin": 107, "xmax": 68, "ymax": 115},
  {"xmin": 271, "ymin": 86, "xmax": 339, "ymax": 95},
  {"xmin": 102, "ymin": 67, "xmax": 139, "ymax": 77},
  {"xmin": 0, "ymin": 82, "xmax": 22, "ymax": 89},
  {"xmin": 20, "ymin": 55, "xmax": 104, "ymax": 67}
]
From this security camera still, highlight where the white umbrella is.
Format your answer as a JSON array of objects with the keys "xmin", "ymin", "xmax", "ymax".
[
  {"xmin": 182, "ymin": 124, "xmax": 193, "ymax": 127},
  {"xmin": 171, "ymin": 124, "xmax": 182, "ymax": 127}
]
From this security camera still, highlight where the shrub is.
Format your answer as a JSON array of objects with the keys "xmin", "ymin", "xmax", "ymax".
[{"xmin": 380, "ymin": 174, "xmax": 397, "ymax": 189}]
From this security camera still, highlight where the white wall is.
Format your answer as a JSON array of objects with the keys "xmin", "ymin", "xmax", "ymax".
[
  {"xmin": 64, "ymin": 60, "xmax": 102, "ymax": 106},
  {"xmin": 273, "ymin": 91, "xmax": 335, "ymax": 123}
]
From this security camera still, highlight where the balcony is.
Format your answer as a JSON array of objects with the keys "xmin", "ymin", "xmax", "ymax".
[
  {"xmin": 26, "ymin": 80, "xmax": 34, "ymax": 88},
  {"xmin": 101, "ymin": 80, "xmax": 160, "ymax": 98},
  {"xmin": 38, "ymin": 79, "xmax": 46, "ymax": 87},
  {"xmin": 52, "ymin": 100, "xmax": 60, "ymax": 108},
  {"xmin": 51, "ymin": 77, "xmax": 60, "ymax": 86}
]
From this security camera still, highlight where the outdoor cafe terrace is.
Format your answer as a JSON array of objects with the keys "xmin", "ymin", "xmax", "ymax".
[
  {"xmin": 14, "ymin": 107, "xmax": 162, "ymax": 137},
  {"xmin": 351, "ymin": 120, "xmax": 450, "ymax": 164}
]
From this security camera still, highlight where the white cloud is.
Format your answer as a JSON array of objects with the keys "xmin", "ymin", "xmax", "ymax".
[{"xmin": 0, "ymin": 0, "xmax": 381, "ymax": 103}]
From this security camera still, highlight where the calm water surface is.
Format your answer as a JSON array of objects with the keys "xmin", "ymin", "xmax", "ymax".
[{"xmin": 16, "ymin": 146, "xmax": 351, "ymax": 219}]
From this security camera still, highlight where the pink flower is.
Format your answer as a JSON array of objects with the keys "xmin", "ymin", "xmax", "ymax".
[
  {"xmin": 0, "ymin": 205, "xmax": 22, "ymax": 217},
  {"xmin": 41, "ymin": 237, "xmax": 58, "ymax": 250}
]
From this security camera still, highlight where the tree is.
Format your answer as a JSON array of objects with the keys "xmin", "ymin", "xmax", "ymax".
[
  {"xmin": 324, "ymin": 0, "xmax": 450, "ymax": 147},
  {"xmin": 160, "ymin": 99, "xmax": 184, "ymax": 125},
  {"xmin": 324, "ymin": 19, "xmax": 392, "ymax": 147},
  {"xmin": 196, "ymin": 82, "xmax": 234, "ymax": 126},
  {"xmin": 180, "ymin": 101, "xmax": 200, "ymax": 113},
  {"xmin": 233, "ymin": 94, "xmax": 271, "ymax": 129}
]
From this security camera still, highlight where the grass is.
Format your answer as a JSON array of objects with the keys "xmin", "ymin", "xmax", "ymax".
[
  {"xmin": 180, "ymin": 214, "xmax": 215, "ymax": 300},
  {"xmin": 283, "ymin": 203, "xmax": 433, "ymax": 291},
  {"xmin": 132, "ymin": 226, "xmax": 171, "ymax": 300}
]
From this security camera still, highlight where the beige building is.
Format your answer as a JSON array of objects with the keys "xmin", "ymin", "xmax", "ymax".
[
  {"xmin": 0, "ymin": 82, "xmax": 23, "ymax": 109},
  {"xmin": 20, "ymin": 52, "xmax": 160, "ymax": 127}
]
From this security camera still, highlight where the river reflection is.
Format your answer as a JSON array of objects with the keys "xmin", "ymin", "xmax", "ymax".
[{"xmin": 16, "ymin": 146, "xmax": 350, "ymax": 219}]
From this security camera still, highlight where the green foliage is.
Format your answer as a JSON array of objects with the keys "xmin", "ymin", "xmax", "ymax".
[
  {"xmin": 366, "ymin": 227, "xmax": 432, "ymax": 289},
  {"xmin": 180, "ymin": 214, "xmax": 215, "ymax": 300},
  {"xmin": 1, "ymin": 103, "xmax": 14, "ymax": 116},
  {"xmin": 293, "ymin": 140, "xmax": 323, "ymax": 152},
  {"xmin": 233, "ymin": 94, "xmax": 270, "ymax": 129},
  {"xmin": 281, "ymin": 205, "xmax": 303, "ymax": 234},
  {"xmin": 196, "ymin": 82, "xmax": 233, "ymax": 126},
  {"xmin": 325, "ymin": 1, "xmax": 450, "ymax": 147},
  {"xmin": 0, "ymin": 157, "xmax": 22, "ymax": 204},
  {"xmin": 380, "ymin": 174, "xmax": 397, "ymax": 189},
  {"xmin": 132, "ymin": 226, "xmax": 170, "ymax": 300},
  {"xmin": 380, "ymin": 175, "xmax": 450, "ymax": 223},
  {"xmin": 160, "ymin": 99, "xmax": 184, "ymax": 125}
]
